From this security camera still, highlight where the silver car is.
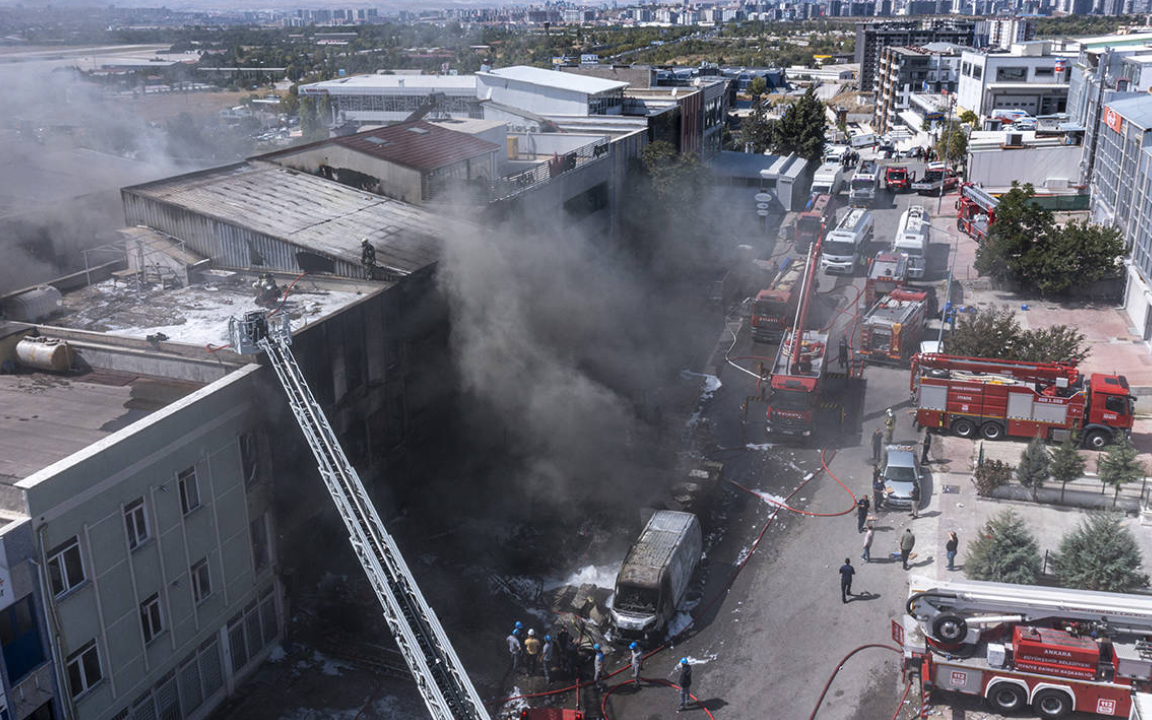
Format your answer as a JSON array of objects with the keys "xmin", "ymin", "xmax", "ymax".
[{"xmin": 882, "ymin": 445, "xmax": 922, "ymax": 509}]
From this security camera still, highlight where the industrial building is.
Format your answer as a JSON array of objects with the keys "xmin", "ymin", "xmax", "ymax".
[
  {"xmin": 956, "ymin": 42, "xmax": 1073, "ymax": 123},
  {"xmin": 298, "ymin": 74, "xmax": 483, "ymax": 125},
  {"xmin": 1089, "ymin": 95, "xmax": 1152, "ymax": 344}
]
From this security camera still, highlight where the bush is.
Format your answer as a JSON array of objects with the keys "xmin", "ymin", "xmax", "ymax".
[
  {"xmin": 973, "ymin": 459, "xmax": 1012, "ymax": 497},
  {"xmin": 965, "ymin": 509, "xmax": 1042, "ymax": 584},
  {"xmin": 1016, "ymin": 436, "xmax": 1050, "ymax": 500}
]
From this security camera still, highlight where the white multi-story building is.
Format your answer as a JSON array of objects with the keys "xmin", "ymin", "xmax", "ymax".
[{"xmin": 957, "ymin": 41, "xmax": 1073, "ymax": 122}]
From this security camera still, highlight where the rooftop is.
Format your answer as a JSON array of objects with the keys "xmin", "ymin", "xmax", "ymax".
[
  {"xmin": 478, "ymin": 65, "xmax": 629, "ymax": 95},
  {"xmin": 49, "ymin": 271, "xmax": 371, "ymax": 348},
  {"xmin": 326, "ymin": 121, "xmax": 500, "ymax": 172},
  {"xmin": 425, "ymin": 118, "xmax": 509, "ymax": 136},
  {"xmin": 0, "ymin": 361, "xmax": 202, "ymax": 485},
  {"xmin": 1106, "ymin": 94, "xmax": 1152, "ymax": 131},
  {"xmin": 123, "ymin": 161, "xmax": 456, "ymax": 276},
  {"xmin": 299, "ymin": 73, "xmax": 478, "ymax": 95}
]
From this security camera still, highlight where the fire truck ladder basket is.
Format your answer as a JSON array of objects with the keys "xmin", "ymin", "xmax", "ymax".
[{"xmin": 232, "ymin": 312, "xmax": 489, "ymax": 720}]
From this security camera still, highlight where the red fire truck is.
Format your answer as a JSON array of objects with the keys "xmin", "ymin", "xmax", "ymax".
[
  {"xmin": 903, "ymin": 576, "xmax": 1152, "ymax": 719},
  {"xmin": 910, "ymin": 354, "xmax": 1135, "ymax": 449},
  {"xmin": 864, "ymin": 251, "xmax": 909, "ymax": 307},
  {"xmin": 885, "ymin": 165, "xmax": 914, "ymax": 193},
  {"xmin": 957, "ymin": 183, "xmax": 998, "ymax": 242},
  {"xmin": 766, "ymin": 226, "xmax": 827, "ymax": 438},
  {"xmin": 752, "ymin": 258, "xmax": 805, "ymax": 343},
  {"xmin": 859, "ymin": 289, "xmax": 928, "ymax": 366},
  {"xmin": 794, "ymin": 193, "xmax": 836, "ymax": 250}
]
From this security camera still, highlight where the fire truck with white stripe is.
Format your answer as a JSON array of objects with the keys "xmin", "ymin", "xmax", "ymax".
[{"xmin": 904, "ymin": 576, "xmax": 1152, "ymax": 719}]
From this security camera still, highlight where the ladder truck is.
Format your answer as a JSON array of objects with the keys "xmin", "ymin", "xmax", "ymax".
[
  {"xmin": 765, "ymin": 227, "xmax": 828, "ymax": 438},
  {"xmin": 957, "ymin": 183, "xmax": 998, "ymax": 242},
  {"xmin": 228, "ymin": 312, "xmax": 573, "ymax": 720},
  {"xmin": 910, "ymin": 353, "xmax": 1135, "ymax": 449},
  {"xmin": 903, "ymin": 575, "xmax": 1152, "ymax": 719}
]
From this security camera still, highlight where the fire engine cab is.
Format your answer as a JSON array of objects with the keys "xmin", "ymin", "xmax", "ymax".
[{"xmin": 904, "ymin": 576, "xmax": 1152, "ymax": 719}]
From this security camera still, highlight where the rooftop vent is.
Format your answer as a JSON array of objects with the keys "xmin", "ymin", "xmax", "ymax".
[
  {"xmin": 366, "ymin": 137, "xmax": 389, "ymax": 145},
  {"xmin": 407, "ymin": 127, "xmax": 430, "ymax": 135}
]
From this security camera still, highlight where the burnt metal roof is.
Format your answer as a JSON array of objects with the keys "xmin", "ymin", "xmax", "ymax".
[
  {"xmin": 331, "ymin": 120, "xmax": 501, "ymax": 172},
  {"xmin": 123, "ymin": 162, "xmax": 466, "ymax": 275}
]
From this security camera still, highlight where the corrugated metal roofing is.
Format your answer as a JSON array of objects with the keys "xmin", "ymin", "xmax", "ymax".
[
  {"xmin": 123, "ymin": 162, "xmax": 463, "ymax": 275},
  {"xmin": 479, "ymin": 65, "xmax": 629, "ymax": 95},
  {"xmin": 300, "ymin": 74, "xmax": 478, "ymax": 93},
  {"xmin": 331, "ymin": 121, "xmax": 500, "ymax": 172}
]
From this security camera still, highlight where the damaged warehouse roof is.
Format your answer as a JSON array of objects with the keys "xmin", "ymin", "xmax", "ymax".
[{"xmin": 121, "ymin": 161, "xmax": 468, "ymax": 278}]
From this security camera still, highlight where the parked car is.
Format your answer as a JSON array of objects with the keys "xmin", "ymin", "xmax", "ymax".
[{"xmin": 881, "ymin": 445, "xmax": 922, "ymax": 509}]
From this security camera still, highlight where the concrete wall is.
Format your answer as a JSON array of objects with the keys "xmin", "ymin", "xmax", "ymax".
[
  {"xmin": 968, "ymin": 145, "xmax": 1082, "ymax": 188},
  {"xmin": 19, "ymin": 364, "xmax": 282, "ymax": 720}
]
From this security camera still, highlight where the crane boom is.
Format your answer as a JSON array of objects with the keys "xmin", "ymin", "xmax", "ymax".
[
  {"xmin": 229, "ymin": 312, "xmax": 490, "ymax": 720},
  {"xmin": 788, "ymin": 225, "xmax": 823, "ymax": 375}
]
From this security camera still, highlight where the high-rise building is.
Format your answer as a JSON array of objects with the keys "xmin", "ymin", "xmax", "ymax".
[
  {"xmin": 873, "ymin": 43, "xmax": 967, "ymax": 133},
  {"xmin": 854, "ymin": 20, "xmax": 977, "ymax": 92}
]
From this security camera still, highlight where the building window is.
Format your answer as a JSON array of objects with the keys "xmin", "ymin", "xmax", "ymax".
[
  {"xmin": 973, "ymin": 65, "xmax": 983, "ymax": 80},
  {"xmin": 178, "ymin": 467, "xmax": 200, "ymax": 516},
  {"xmin": 996, "ymin": 66, "xmax": 1027, "ymax": 82},
  {"xmin": 250, "ymin": 514, "xmax": 270, "ymax": 573},
  {"xmin": 1035, "ymin": 66, "xmax": 1054, "ymax": 77},
  {"xmin": 124, "ymin": 498, "xmax": 149, "ymax": 550},
  {"xmin": 239, "ymin": 433, "xmax": 260, "ymax": 487},
  {"xmin": 66, "ymin": 641, "xmax": 102, "ymax": 699},
  {"xmin": 191, "ymin": 559, "xmax": 211, "ymax": 604},
  {"xmin": 227, "ymin": 587, "xmax": 280, "ymax": 675},
  {"xmin": 140, "ymin": 593, "xmax": 164, "ymax": 644},
  {"xmin": 47, "ymin": 538, "xmax": 86, "ymax": 597},
  {"xmin": 0, "ymin": 595, "xmax": 45, "ymax": 683}
]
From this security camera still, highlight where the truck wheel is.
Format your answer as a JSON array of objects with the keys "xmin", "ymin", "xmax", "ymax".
[
  {"xmin": 980, "ymin": 422, "xmax": 1004, "ymax": 441},
  {"xmin": 1032, "ymin": 689, "xmax": 1073, "ymax": 719},
  {"xmin": 951, "ymin": 418, "xmax": 976, "ymax": 438},
  {"xmin": 931, "ymin": 614, "xmax": 968, "ymax": 644},
  {"xmin": 1084, "ymin": 429, "xmax": 1113, "ymax": 450},
  {"xmin": 986, "ymin": 683, "xmax": 1027, "ymax": 713}
]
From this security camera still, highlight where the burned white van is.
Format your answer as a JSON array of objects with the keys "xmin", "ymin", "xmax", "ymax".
[{"xmin": 610, "ymin": 511, "xmax": 703, "ymax": 641}]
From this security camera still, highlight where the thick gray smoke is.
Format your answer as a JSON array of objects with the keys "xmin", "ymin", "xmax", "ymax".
[
  {"xmin": 0, "ymin": 65, "xmax": 203, "ymax": 294},
  {"xmin": 438, "ymin": 206, "xmax": 724, "ymax": 509}
]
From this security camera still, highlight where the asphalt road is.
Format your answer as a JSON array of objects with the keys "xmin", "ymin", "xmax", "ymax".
[{"xmin": 598, "ymin": 175, "xmax": 958, "ymax": 720}]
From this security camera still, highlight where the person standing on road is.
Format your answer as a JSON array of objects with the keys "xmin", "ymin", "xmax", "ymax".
[
  {"xmin": 872, "ymin": 467, "xmax": 885, "ymax": 511},
  {"xmin": 855, "ymin": 495, "xmax": 871, "ymax": 533},
  {"xmin": 900, "ymin": 528, "xmax": 916, "ymax": 570},
  {"xmin": 838, "ymin": 336, "xmax": 849, "ymax": 369},
  {"xmin": 862, "ymin": 524, "xmax": 875, "ymax": 563},
  {"xmin": 630, "ymin": 641, "xmax": 643, "ymax": 685},
  {"xmin": 593, "ymin": 644, "xmax": 606, "ymax": 691},
  {"xmin": 921, "ymin": 433, "xmax": 932, "ymax": 464},
  {"xmin": 839, "ymin": 557, "xmax": 856, "ymax": 602},
  {"xmin": 946, "ymin": 531, "xmax": 959, "ymax": 571},
  {"xmin": 524, "ymin": 629, "xmax": 541, "ymax": 675},
  {"xmin": 542, "ymin": 635, "xmax": 555, "ymax": 683},
  {"xmin": 677, "ymin": 658, "xmax": 693, "ymax": 712},
  {"xmin": 884, "ymin": 408, "xmax": 896, "ymax": 445},
  {"xmin": 872, "ymin": 428, "xmax": 883, "ymax": 465},
  {"xmin": 910, "ymin": 483, "xmax": 921, "ymax": 519},
  {"xmin": 507, "ymin": 628, "xmax": 522, "ymax": 675}
]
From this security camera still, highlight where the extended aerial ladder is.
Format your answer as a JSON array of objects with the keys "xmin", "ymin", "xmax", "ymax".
[{"xmin": 229, "ymin": 311, "xmax": 489, "ymax": 720}]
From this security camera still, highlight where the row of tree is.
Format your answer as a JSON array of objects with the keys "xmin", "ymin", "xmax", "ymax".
[
  {"xmin": 967, "ymin": 509, "xmax": 1148, "ymax": 593},
  {"xmin": 946, "ymin": 305, "xmax": 1089, "ymax": 365},
  {"xmin": 1013, "ymin": 433, "xmax": 1146, "ymax": 505}
]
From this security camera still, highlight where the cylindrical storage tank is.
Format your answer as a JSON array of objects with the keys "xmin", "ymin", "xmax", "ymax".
[
  {"xmin": 15, "ymin": 337, "xmax": 73, "ymax": 372},
  {"xmin": 1, "ymin": 285, "xmax": 63, "ymax": 323}
]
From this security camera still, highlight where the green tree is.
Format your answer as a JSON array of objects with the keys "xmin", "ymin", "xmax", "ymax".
[
  {"xmin": 975, "ymin": 184, "xmax": 1126, "ymax": 296},
  {"xmin": 748, "ymin": 75, "xmax": 767, "ymax": 103},
  {"xmin": 973, "ymin": 459, "xmax": 1013, "ymax": 497},
  {"xmin": 1016, "ymin": 436, "xmax": 1050, "ymax": 500},
  {"xmin": 1018, "ymin": 324, "xmax": 1089, "ymax": 364},
  {"xmin": 947, "ymin": 305, "xmax": 1025, "ymax": 359},
  {"xmin": 958, "ymin": 109, "xmax": 978, "ymax": 128},
  {"xmin": 766, "ymin": 87, "xmax": 826, "ymax": 162},
  {"xmin": 1053, "ymin": 512, "xmax": 1150, "ymax": 592},
  {"xmin": 965, "ymin": 509, "xmax": 1042, "ymax": 584},
  {"xmin": 934, "ymin": 121, "xmax": 968, "ymax": 166},
  {"xmin": 741, "ymin": 104, "xmax": 773, "ymax": 154},
  {"xmin": 1050, "ymin": 434, "xmax": 1087, "ymax": 503},
  {"xmin": 1097, "ymin": 436, "xmax": 1145, "ymax": 507}
]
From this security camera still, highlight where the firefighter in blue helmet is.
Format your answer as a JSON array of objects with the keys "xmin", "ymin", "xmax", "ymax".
[
  {"xmin": 677, "ymin": 658, "xmax": 693, "ymax": 712},
  {"xmin": 592, "ymin": 643, "xmax": 606, "ymax": 691},
  {"xmin": 630, "ymin": 641, "xmax": 643, "ymax": 685}
]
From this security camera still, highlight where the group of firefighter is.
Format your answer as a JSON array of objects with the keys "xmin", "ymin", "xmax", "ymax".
[{"xmin": 251, "ymin": 238, "xmax": 382, "ymax": 306}]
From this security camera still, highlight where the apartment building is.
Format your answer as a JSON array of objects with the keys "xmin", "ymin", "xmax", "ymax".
[
  {"xmin": 873, "ymin": 43, "xmax": 965, "ymax": 134},
  {"xmin": 854, "ymin": 19, "xmax": 976, "ymax": 92}
]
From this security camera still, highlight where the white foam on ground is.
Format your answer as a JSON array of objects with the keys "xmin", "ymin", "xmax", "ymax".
[
  {"xmin": 752, "ymin": 490, "xmax": 789, "ymax": 507},
  {"xmin": 267, "ymin": 645, "xmax": 287, "ymax": 663},
  {"xmin": 745, "ymin": 443, "xmax": 774, "ymax": 450}
]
